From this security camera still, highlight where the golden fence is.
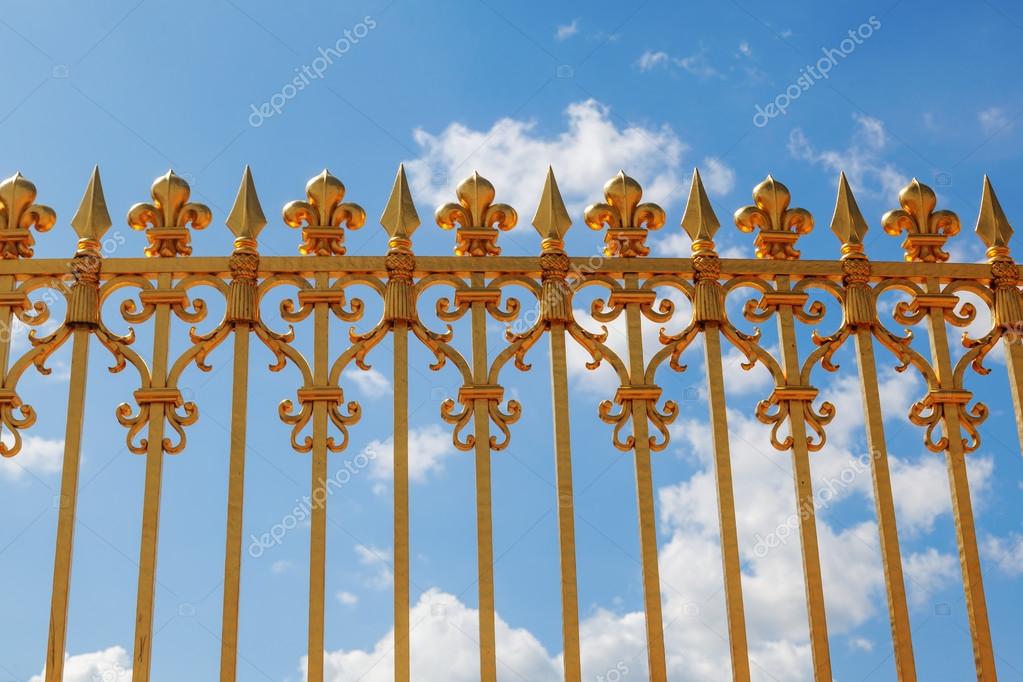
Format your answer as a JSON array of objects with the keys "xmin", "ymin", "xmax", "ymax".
[{"xmin": 1, "ymin": 163, "xmax": 1016, "ymax": 682}]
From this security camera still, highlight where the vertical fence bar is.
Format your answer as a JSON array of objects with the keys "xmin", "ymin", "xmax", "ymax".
[
  {"xmin": 549, "ymin": 319, "xmax": 582, "ymax": 681},
  {"xmin": 307, "ymin": 271, "xmax": 329, "ymax": 682},
  {"xmin": 468, "ymin": 272, "xmax": 498, "ymax": 682},
  {"xmin": 774, "ymin": 275, "xmax": 832, "ymax": 681},
  {"xmin": 133, "ymin": 271, "xmax": 172, "ymax": 682},
  {"xmin": 621, "ymin": 273, "xmax": 667, "ymax": 681},
  {"xmin": 46, "ymin": 169, "xmax": 109, "ymax": 681},
  {"xmin": 854, "ymin": 327, "xmax": 917, "ymax": 677},
  {"xmin": 922, "ymin": 277, "xmax": 996, "ymax": 680},
  {"xmin": 219, "ymin": 323, "xmax": 249, "ymax": 681},
  {"xmin": 703, "ymin": 322, "xmax": 751, "ymax": 681},
  {"xmin": 219, "ymin": 168, "xmax": 266, "ymax": 682},
  {"xmin": 830, "ymin": 176, "xmax": 917, "ymax": 678},
  {"xmin": 680, "ymin": 170, "xmax": 752, "ymax": 680},
  {"xmin": 45, "ymin": 327, "xmax": 90, "ymax": 681},
  {"xmin": 393, "ymin": 318, "xmax": 411, "ymax": 682}
]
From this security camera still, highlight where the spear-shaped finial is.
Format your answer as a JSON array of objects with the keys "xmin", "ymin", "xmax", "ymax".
[
  {"xmin": 975, "ymin": 175, "xmax": 1013, "ymax": 261},
  {"xmin": 531, "ymin": 166, "xmax": 571, "ymax": 252},
  {"xmin": 226, "ymin": 166, "xmax": 267, "ymax": 253},
  {"xmin": 71, "ymin": 166, "xmax": 112, "ymax": 256},
  {"xmin": 830, "ymin": 172, "xmax": 869, "ymax": 259},
  {"xmin": 380, "ymin": 164, "xmax": 419, "ymax": 252},
  {"xmin": 681, "ymin": 168, "xmax": 719, "ymax": 255}
]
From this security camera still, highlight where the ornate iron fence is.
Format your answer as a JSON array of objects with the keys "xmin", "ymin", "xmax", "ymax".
[{"xmin": 0, "ymin": 163, "xmax": 1015, "ymax": 681}]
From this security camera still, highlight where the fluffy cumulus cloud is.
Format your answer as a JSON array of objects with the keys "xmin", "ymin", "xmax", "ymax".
[
  {"xmin": 312, "ymin": 377, "xmax": 989, "ymax": 680},
  {"xmin": 403, "ymin": 99, "xmax": 734, "ymax": 226},
  {"xmin": 788, "ymin": 113, "xmax": 907, "ymax": 198},
  {"xmin": 31, "ymin": 647, "xmax": 132, "ymax": 682},
  {"xmin": 367, "ymin": 424, "xmax": 457, "ymax": 483},
  {"xmin": 0, "ymin": 435, "xmax": 64, "ymax": 480},
  {"xmin": 343, "ymin": 366, "xmax": 392, "ymax": 399},
  {"xmin": 314, "ymin": 589, "xmax": 562, "ymax": 681},
  {"xmin": 984, "ymin": 531, "xmax": 1023, "ymax": 575}
]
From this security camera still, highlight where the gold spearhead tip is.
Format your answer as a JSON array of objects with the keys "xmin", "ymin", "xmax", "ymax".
[
  {"xmin": 531, "ymin": 166, "xmax": 572, "ymax": 248},
  {"xmin": 380, "ymin": 164, "xmax": 420, "ymax": 247},
  {"xmin": 226, "ymin": 166, "xmax": 267, "ymax": 247},
  {"xmin": 681, "ymin": 168, "xmax": 719, "ymax": 247},
  {"xmin": 975, "ymin": 175, "xmax": 1013, "ymax": 251},
  {"xmin": 830, "ymin": 172, "xmax": 869, "ymax": 249},
  {"xmin": 71, "ymin": 166, "xmax": 112, "ymax": 247}
]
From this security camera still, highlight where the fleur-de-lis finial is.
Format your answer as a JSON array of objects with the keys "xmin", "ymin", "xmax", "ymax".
[
  {"xmin": 0, "ymin": 172, "xmax": 56, "ymax": 259},
  {"xmin": 70, "ymin": 166, "xmax": 111, "ymax": 256},
  {"xmin": 282, "ymin": 169, "xmax": 366, "ymax": 256},
  {"xmin": 226, "ymin": 166, "xmax": 267, "ymax": 254},
  {"xmin": 734, "ymin": 175, "xmax": 813, "ymax": 259},
  {"xmin": 680, "ymin": 168, "xmax": 719, "ymax": 255},
  {"xmin": 584, "ymin": 170, "xmax": 666, "ymax": 257},
  {"xmin": 532, "ymin": 166, "xmax": 571, "ymax": 253},
  {"xmin": 127, "ymin": 170, "xmax": 212, "ymax": 257},
  {"xmin": 380, "ymin": 164, "xmax": 419, "ymax": 252},
  {"xmin": 435, "ymin": 171, "xmax": 517, "ymax": 256},
  {"xmin": 975, "ymin": 176, "xmax": 1013, "ymax": 261},
  {"xmin": 882, "ymin": 178, "xmax": 960, "ymax": 262},
  {"xmin": 830, "ymin": 172, "xmax": 869, "ymax": 259}
]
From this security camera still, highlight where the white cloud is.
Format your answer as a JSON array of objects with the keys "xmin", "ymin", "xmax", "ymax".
[
  {"xmin": 367, "ymin": 424, "xmax": 457, "ymax": 483},
  {"xmin": 978, "ymin": 107, "xmax": 1011, "ymax": 136},
  {"xmin": 356, "ymin": 544, "xmax": 394, "ymax": 589},
  {"xmin": 903, "ymin": 548, "xmax": 959, "ymax": 605},
  {"xmin": 405, "ymin": 100, "xmax": 700, "ymax": 220},
  {"xmin": 31, "ymin": 646, "xmax": 131, "ymax": 682},
  {"xmin": 849, "ymin": 636, "xmax": 874, "ymax": 652},
  {"xmin": 637, "ymin": 48, "xmax": 720, "ymax": 78},
  {"xmin": 337, "ymin": 590, "xmax": 360, "ymax": 606},
  {"xmin": 555, "ymin": 19, "xmax": 578, "ymax": 41},
  {"xmin": 637, "ymin": 49, "xmax": 670, "ymax": 72},
  {"xmin": 315, "ymin": 589, "xmax": 562, "ymax": 681},
  {"xmin": 737, "ymin": 41, "xmax": 753, "ymax": 58},
  {"xmin": 700, "ymin": 156, "xmax": 735, "ymax": 195},
  {"xmin": 343, "ymin": 367, "xmax": 391, "ymax": 399},
  {"xmin": 788, "ymin": 113, "xmax": 907, "ymax": 198},
  {"xmin": 311, "ymin": 363, "xmax": 1000, "ymax": 681},
  {"xmin": 0, "ymin": 435, "xmax": 64, "ymax": 480},
  {"xmin": 984, "ymin": 531, "xmax": 1023, "ymax": 576},
  {"xmin": 272, "ymin": 559, "xmax": 294, "ymax": 574},
  {"xmin": 891, "ymin": 454, "xmax": 993, "ymax": 536}
]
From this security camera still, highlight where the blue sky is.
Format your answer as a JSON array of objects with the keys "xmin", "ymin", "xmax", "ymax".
[{"xmin": 2, "ymin": 0, "xmax": 1023, "ymax": 680}]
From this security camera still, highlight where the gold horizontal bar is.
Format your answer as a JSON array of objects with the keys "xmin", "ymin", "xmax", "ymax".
[
  {"xmin": 457, "ymin": 384, "xmax": 504, "ymax": 402},
  {"xmin": 910, "ymin": 293, "xmax": 960, "ymax": 310},
  {"xmin": 133, "ymin": 387, "xmax": 183, "ymax": 405},
  {"xmin": 0, "ymin": 292, "xmax": 28, "ymax": 308},
  {"xmin": 608, "ymin": 290, "xmax": 657, "ymax": 306},
  {"xmin": 139, "ymin": 290, "xmax": 189, "ymax": 306},
  {"xmin": 0, "ymin": 256, "xmax": 1003, "ymax": 282},
  {"xmin": 454, "ymin": 289, "xmax": 502, "ymax": 305},
  {"xmin": 761, "ymin": 291, "xmax": 809, "ymax": 307},
  {"xmin": 921, "ymin": 389, "xmax": 973, "ymax": 406},
  {"xmin": 768, "ymin": 385, "xmax": 819, "ymax": 402},
  {"xmin": 297, "ymin": 289, "xmax": 346, "ymax": 305},
  {"xmin": 614, "ymin": 384, "xmax": 662, "ymax": 402},
  {"xmin": 296, "ymin": 386, "xmax": 343, "ymax": 403}
]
